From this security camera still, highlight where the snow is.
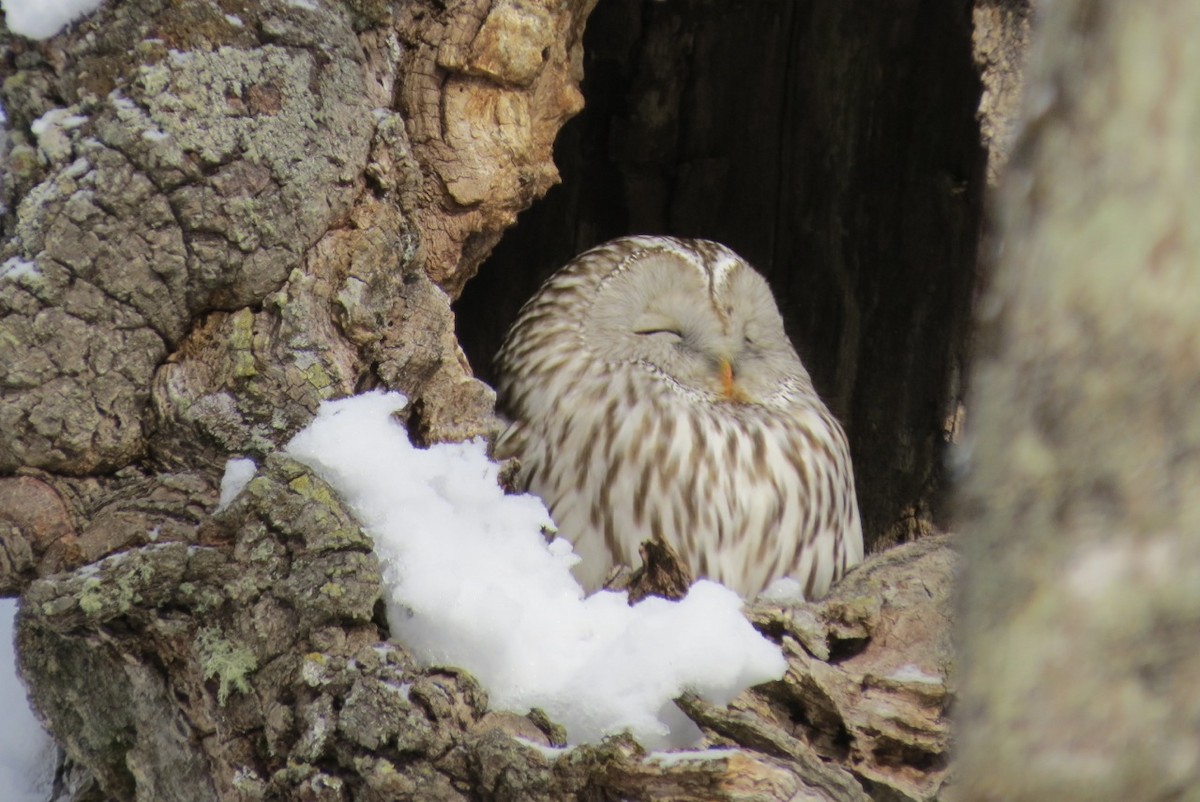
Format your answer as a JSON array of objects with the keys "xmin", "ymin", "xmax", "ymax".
[
  {"xmin": 216, "ymin": 457, "xmax": 258, "ymax": 513},
  {"xmin": 887, "ymin": 663, "xmax": 943, "ymax": 685},
  {"xmin": 285, "ymin": 391, "xmax": 787, "ymax": 748},
  {"xmin": 758, "ymin": 576, "xmax": 805, "ymax": 603},
  {"xmin": 0, "ymin": 257, "xmax": 39, "ymax": 282},
  {"xmin": 515, "ymin": 738, "xmax": 573, "ymax": 759},
  {"xmin": 29, "ymin": 110, "xmax": 88, "ymax": 136},
  {"xmin": 1, "ymin": 0, "xmax": 105, "ymax": 39},
  {"xmin": 647, "ymin": 747, "xmax": 741, "ymax": 767},
  {"xmin": 29, "ymin": 108, "xmax": 89, "ymax": 164},
  {"xmin": 0, "ymin": 600, "xmax": 55, "ymax": 802}
]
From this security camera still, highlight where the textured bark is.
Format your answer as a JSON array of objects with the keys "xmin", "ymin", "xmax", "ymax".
[
  {"xmin": 956, "ymin": 2, "xmax": 1200, "ymax": 800},
  {"xmin": 972, "ymin": 0, "xmax": 1031, "ymax": 185},
  {"xmin": 394, "ymin": 0, "xmax": 592, "ymax": 296},
  {"xmin": 743, "ymin": 536, "xmax": 958, "ymax": 802},
  {"xmin": 17, "ymin": 470, "xmax": 957, "ymax": 802},
  {"xmin": 0, "ymin": 0, "xmax": 588, "ymax": 798}
]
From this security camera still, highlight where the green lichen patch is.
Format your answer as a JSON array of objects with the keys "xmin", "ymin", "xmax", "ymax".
[{"xmin": 196, "ymin": 626, "xmax": 259, "ymax": 706}]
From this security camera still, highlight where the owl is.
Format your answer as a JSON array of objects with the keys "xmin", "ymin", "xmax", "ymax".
[{"xmin": 494, "ymin": 236, "xmax": 863, "ymax": 599}]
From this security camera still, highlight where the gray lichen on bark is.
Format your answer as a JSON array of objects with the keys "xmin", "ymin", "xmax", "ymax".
[{"xmin": 2, "ymin": 0, "xmax": 377, "ymax": 474}]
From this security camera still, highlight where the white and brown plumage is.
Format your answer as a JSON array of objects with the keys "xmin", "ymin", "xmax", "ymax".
[{"xmin": 495, "ymin": 236, "xmax": 863, "ymax": 599}]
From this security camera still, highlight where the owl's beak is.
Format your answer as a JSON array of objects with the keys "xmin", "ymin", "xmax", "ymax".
[{"xmin": 718, "ymin": 357, "xmax": 750, "ymax": 403}]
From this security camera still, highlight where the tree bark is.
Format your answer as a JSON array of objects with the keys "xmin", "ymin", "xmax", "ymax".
[
  {"xmin": 1, "ymin": 1, "xmax": 977, "ymax": 800},
  {"xmin": 956, "ymin": 1, "xmax": 1200, "ymax": 799}
]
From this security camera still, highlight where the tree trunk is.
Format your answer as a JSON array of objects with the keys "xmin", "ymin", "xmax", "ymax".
[
  {"xmin": 956, "ymin": 1, "xmax": 1200, "ymax": 799},
  {"xmin": 0, "ymin": 1, "xmax": 994, "ymax": 800}
]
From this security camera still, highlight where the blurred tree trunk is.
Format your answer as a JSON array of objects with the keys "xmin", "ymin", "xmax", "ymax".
[
  {"xmin": 956, "ymin": 1, "xmax": 1200, "ymax": 800},
  {"xmin": 0, "ymin": 1, "xmax": 974, "ymax": 800}
]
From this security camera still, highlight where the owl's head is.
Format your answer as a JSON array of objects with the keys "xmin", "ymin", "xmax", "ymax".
[{"xmin": 582, "ymin": 237, "xmax": 814, "ymax": 406}]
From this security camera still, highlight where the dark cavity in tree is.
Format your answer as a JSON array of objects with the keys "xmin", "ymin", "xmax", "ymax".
[{"xmin": 455, "ymin": 0, "xmax": 986, "ymax": 550}]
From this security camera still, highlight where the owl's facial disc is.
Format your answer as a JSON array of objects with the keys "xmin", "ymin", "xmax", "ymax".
[{"xmin": 585, "ymin": 248, "xmax": 809, "ymax": 404}]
